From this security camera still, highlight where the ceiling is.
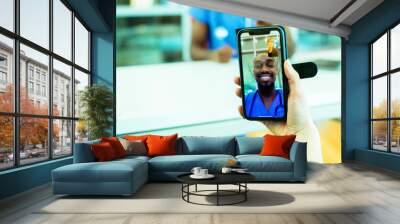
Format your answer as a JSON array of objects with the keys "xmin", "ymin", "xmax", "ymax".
[
  {"xmin": 66, "ymin": 0, "xmax": 114, "ymax": 32},
  {"xmin": 172, "ymin": 0, "xmax": 384, "ymax": 38}
]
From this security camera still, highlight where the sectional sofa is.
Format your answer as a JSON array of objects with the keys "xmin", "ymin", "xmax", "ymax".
[{"xmin": 52, "ymin": 136, "xmax": 307, "ymax": 196}]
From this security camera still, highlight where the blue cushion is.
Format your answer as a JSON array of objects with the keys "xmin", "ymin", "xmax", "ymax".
[
  {"xmin": 236, "ymin": 155, "xmax": 293, "ymax": 172},
  {"xmin": 53, "ymin": 159, "xmax": 147, "ymax": 183},
  {"xmin": 73, "ymin": 140, "xmax": 100, "ymax": 163},
  {"xmin": 177, "ymin": 136, "xmax": 236, "ymax": 155},
  {"xmin": 149, "ymin": 154, "xmax": 235, "ymax": 172},
  {"xmin": 117, "ymin": 155, "xmax": 150, "ymax": 163},
  {"xmin": 235, "ymin": 137, "xmax": 263, "ymax": 155},
  {"xmin": 52, "ymin": 157, "xmax": 148, "ymax": 195}
]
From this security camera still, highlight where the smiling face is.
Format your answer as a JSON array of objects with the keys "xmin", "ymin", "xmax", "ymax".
[{"xmin": 253, "ymin": 53, "xmax": 277, "ymax": 89}]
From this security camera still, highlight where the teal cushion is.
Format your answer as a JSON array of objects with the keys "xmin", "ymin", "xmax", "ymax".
[
  {"xmin": 73, "ymin": 140, "xmax": 100, "ymax": 163},
  {"xmin": 235, "ymin": 137, "xmax": 263, "ymax": 155},
  {"xmin": 149, "ymin": 154, "xmax": 235, "ymax": 172},
  {"xmin": 177, "ymin": 136, "xmax": 236, "ymax": 155},
  {"xmin": 117, "ymin": 155, "xmax": 150, "ymax": 163},
  {"xmin": 236, "ymin": 155, "xmax": 293, "ymax": 172},
  {"xmin": 53, "ymin": 159, "xmax": 147, "ymax": 183}
]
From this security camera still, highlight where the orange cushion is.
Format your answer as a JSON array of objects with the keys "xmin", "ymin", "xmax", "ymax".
[
  {"xmin": 124, "ymin": 135, "xmax": 149, "ymax": 141},
  {"xmin": 259, "ymin": 134, "xmax": 296, "ymax": 159},
  {"xmin": 146, "ymin": 134, "xmax": 178, "ymax": 157},
  {"xmin": 91, "ymin": 142, "xmax": 117, "ymax": 162},
  {"xmin": 101, "ymin": 137, "xmax": 126, "ymax": 158}
]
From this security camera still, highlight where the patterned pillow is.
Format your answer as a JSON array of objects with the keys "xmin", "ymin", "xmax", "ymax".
[{"xmin": 119, "ymin": 138, "xmax": 147, "ymax": 156}]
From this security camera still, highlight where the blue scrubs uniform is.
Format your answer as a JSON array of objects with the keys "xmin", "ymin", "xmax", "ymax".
[
  {"xmin": 190, "ymin": 8, "xmax": 255, "ymax": 57},
  {"xmin": 245, "ymin": 89, "xmax": 284, "ymax": 118}
]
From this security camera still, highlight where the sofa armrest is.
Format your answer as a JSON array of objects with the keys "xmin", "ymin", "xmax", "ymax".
[
  {"xmin": 289, "ymin": 141, "xmax": 307, "ymax": 181},
  {"xmin": 73, "ymin": 141, "xmax": 99, "ymax": 163}
]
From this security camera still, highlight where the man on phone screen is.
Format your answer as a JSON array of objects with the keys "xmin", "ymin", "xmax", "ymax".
[{"xmin": 245, "ymin": 53, "xmax": 284, "ymax": 117}]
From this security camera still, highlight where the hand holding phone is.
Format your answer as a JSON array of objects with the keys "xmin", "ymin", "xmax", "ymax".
[
  {"xmin": 234, "ymin": 61, "xmax": 323, "ymax": 162},
  {"xmin": 237, "ymin": 26, "xmax": 288, "ymax": 120},
  {"xmin": 235, "ymin": 26, "xmax": 323, "ymax": 162},
  {"xmin": 235, "ymin": 60, "xmax": 308, "ymax": 134}
]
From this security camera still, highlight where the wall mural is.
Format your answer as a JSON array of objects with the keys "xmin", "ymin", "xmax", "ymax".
[{"xmin": 115, "ymin": 0, "xmax": 341, "ymax": 163}]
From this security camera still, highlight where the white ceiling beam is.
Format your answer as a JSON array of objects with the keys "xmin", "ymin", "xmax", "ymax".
[
  {"xmin": 330, "ymin": 0, "xmax": 368, "ymax": 27},
  {"xmin": 172, "ymin": 0, "xmax": 351, "ymax": 38}
]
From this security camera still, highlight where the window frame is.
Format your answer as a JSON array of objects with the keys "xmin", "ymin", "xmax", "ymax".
[
  {"xmin": 0, "ymin": 0, "xmax": 92, "ymax": 171},
  {"xmin": 370, "ymin": 20, "xmax": 400, "ymax": 154}
]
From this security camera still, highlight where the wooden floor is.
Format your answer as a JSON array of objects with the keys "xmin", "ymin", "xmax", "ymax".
[{"xmin": 1, "ymin": 162, "xmax": 400, "ymax": 224}]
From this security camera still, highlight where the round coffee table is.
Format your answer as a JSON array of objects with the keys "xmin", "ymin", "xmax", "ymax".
[{"xmin": 177, "ymin": 173, "xmax": 255, "ymax": 206}]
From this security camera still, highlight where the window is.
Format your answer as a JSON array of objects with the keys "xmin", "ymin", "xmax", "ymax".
[
  {"xmin": 20, "ymin": 0, "xmax": 49, "ymax": 49},
  {"xmin": 0, "ymin": 116, "xmax": 13, "ymax": 170},
  {"xmin": 53, "ymin": 59, "xmax": 72, "ymax": 117},
  {"xmin": 0, "ymin": 34, "xmax": 13, "ymax": 113},
  {"xmin": 53, "ymin": 119, "xmax": 72, "ymax": 158},
  {"xmin": 42, "ymin": 85, "xmax": 46, "ymax": 97},
  {"xmin": 28, "ymin": 67, "xmax": 34, "ymax": 80},
  {"xmin": 19, "ymin": 117, "xmax": 49, "ymax": 165},
  {"xmin": 0, "ymin": 0, "xmax": 14, "ymax": 32},
  {"xmin": 0, "ymin": 55, "xmax": 7, "ymax": 67},
  {"xmin": 0, "ymin": 71, "xmax": 6, "ymax": 84},
  {"xmin": 74, "ymin": 69, "xmax": 89, "ymax": 118},
  {"xmin": 0, "ymin": 0, "xmax": 91, "ymax": 170},
  {"xmin": 28, "ymin": 81, "xmax": 34, "ymax": 94},
  {"xmin": 35, "ymin": 70, "xmax": 40, "ymax": 81},
  {"xmin": 75, "ymin": 17, "xmax": 90, "ymax": 70},
  {"xmin": 36, "ymin": 84, "xmax": 40, "ymax": 95},
  {"xmin": 391, "ymin": 24, "xmax": 400, "ymax": 70},
  {"xmin": 53, "ymin": 0, "xmax": 72, "ymax": 60},
  {"xmin": 371, "ymin": 23, "xmax": 400, "ymax": 153},
  {"xmin": 0, "ymin": 54, "xmax": 8, "ymax": 88}
]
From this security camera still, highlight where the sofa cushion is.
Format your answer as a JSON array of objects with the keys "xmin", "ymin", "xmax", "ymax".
[
  {"xmin": 124, "ymin": 135, "xmax": 149, "ymax": 142},
  {"xmin": 101, "ymin": 137, "xmax": 127, "ymax": 158},
  {"xmin": 236, "ymin": 155, "xmax": 293, "ymax": 172},
  {"xmin": 177, "ymin": 136, "xmax": 236, "ymax": 155},
  {"xmin": 260, "ymin": 134, "xmax": 296, "ymax": 159},
  {"xmin": 149, "ymin": 154, "xmax": 235, "ymax": 172},
  {"xmin": 235, "ymin": 137, "xmax": 263, "ymax": 155},
  {"xmin": 91, "ymin": 142, "xmax": 118, "ymax": 162},
  {"xmin": 116, "ymin": 155, "xmax": 150, "ymax": 163},
  {"xmin": 147, "ymin": 134, "xmax": 178, "ymax": 157},
  {"xmin": 73, "ymin": 140, "xmax": 100, "ymax": 163},
  {"xmin": 119, "ymin": 138, "xmax": 147, "ymax": 156},
  {"xmin": 53, "ymin": 158, "xmax": 147, "ymax": 183}
]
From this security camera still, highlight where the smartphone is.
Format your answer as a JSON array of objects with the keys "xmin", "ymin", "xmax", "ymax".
[{"xmin": 237, "ymin": 26, "xmax": 288, "ymax": 121}]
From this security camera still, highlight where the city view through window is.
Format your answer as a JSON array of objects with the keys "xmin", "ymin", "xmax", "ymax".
[
  {"xmin": 371, "ymin": 23, "xmax": 400, "ymax": 153},
  {"xmin": 0, "ymin": 0, "xmax": 91, "ymax": 170}
]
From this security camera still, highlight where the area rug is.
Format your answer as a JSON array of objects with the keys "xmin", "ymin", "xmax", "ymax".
[{"xmin": 37, "ymin": 183, "xmax": 361, "ymax": 214}]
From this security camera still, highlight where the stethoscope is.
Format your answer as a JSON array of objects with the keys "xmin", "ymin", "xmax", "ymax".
[{"xmin": 249, "ymin": 89, "xmax": 284, "ymax": 116}]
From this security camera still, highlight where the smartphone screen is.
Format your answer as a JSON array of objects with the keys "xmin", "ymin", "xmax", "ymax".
[{"xmin": 238, "ymin": 27, "xmax": 287, "ymax": 120}]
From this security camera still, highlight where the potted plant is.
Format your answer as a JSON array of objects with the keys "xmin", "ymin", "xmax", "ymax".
[{"xmin": 79, "ymin": 84, "xmax": 113, "ymax": 140}]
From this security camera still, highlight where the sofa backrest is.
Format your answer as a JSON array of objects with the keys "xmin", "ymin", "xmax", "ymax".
[
  {"xmin": 176, "ymin": 136, "xmax": 236, "ymax": 155},
  {"xmin": 235, "ymin": 137, "xmax": 263, "ymax": 155},
  {"xmin": 74, "ymin": 136, "xmax": 275, "ymax": 161},
  {"xmin": 73, "ymin": 140, "xmax": 100, "ymax": 163}
]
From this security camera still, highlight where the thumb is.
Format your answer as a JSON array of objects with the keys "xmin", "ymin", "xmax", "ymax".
[{"xmin": 284, "ymin": 60, "xmax": 300, "ymax": 93}]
